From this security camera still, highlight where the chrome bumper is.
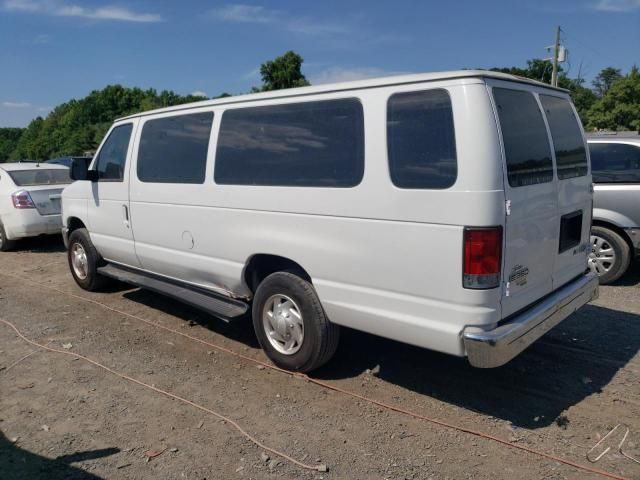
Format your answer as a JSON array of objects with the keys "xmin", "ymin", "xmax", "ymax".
[
  {"xmin": 61, "ymin": 227, "xmax": 70, "ymax": 248},
  {"xmin": 463, "ymin": 272, "xmax": 599, "ymax": 368}
]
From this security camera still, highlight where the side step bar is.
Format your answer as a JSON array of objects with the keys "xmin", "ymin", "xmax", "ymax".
[{"xmin": 97, "ymin": 264, "xmax": 248, "ymax": 322}]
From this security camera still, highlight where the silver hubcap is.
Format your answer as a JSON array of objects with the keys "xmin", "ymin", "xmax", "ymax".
[
  {"xmin": 262, "ymin": 294, "xmax": 304, "ymax": 355},
  {"xmin": 588, "ymin": 234, "xmax": 616, "ymax": 275},
  {"xmin": 71, "ymin": 243, "xmax": 89, "ymax": 280}
]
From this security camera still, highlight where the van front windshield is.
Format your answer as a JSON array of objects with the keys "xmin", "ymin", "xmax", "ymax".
[{"xmin": 8, "ymin": 169, "xmax": 71, "ymax": 186}]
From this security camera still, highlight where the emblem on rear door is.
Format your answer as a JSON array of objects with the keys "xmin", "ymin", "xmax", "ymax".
[{"xmin": 508, "ymin": 265, "xmax": 529, "ymax": 286}]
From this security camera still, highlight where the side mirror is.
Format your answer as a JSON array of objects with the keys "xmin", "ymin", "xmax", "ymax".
[{"xmin": 70, "ymin": 157, "xmax": 96, "ymax": 181}]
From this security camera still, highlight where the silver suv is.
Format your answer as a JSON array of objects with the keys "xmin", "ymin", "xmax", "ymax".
[{"xmin": 588, "ymin": 132, "xmax": 640, "ymax": 284}]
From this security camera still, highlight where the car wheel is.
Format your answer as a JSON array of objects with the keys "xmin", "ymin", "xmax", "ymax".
[
  {"xmin": 67, "ymin": 228, "xmax": 109, "ymax": 291},
  {"xmin": 252, "ymin": 271, "xmax": 340, "ymax": 372},
  {"xmin": 0, "ymin": 222, "xmax": 16, "ymax": 252},
  {"xmin": 589, "ymin": 226, "xmax": 631, "ymax": 285}
]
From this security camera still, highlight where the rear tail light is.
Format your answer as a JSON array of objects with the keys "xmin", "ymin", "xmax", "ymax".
[
  {"xmin": 11, "ymin": 190, "xmax": 36, "ymax": 209},
  {"xmin": 463, "ymin": 227, "xmax": 502, "ymax": 289}
]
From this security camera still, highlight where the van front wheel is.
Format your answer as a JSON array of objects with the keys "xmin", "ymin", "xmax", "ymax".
[
  {"xmin": 252, "ymin": 272, "xmax": 339, "ymax": 372},
  {"xmin": 589, "ymin": 226, "xmax": 630, "ymax": 285},
  {"xmin": 67, "ymin": 228, "xmax": 109, "ymax": 291}
]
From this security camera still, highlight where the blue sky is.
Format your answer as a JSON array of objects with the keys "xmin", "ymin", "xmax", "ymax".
[{"xmin": 1, "ymin": 0, "xmax": 639, "ymax": 127}]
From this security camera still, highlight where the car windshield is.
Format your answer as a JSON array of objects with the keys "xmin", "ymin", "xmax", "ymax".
[{"xmin": 7, "ymin": 168, "xmax": 71, "ymax": 186}]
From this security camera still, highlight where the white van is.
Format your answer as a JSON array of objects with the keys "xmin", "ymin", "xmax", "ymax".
[{"xmin": 62, "ymin": 71, "xmax": 598, "ymax": 372}]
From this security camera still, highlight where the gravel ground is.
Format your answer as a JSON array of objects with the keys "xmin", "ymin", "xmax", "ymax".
[{"xmin": 0, "ymin": 236, "xmax": 639, "ymax": 480}]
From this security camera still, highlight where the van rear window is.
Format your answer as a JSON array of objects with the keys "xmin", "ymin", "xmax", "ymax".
[
  {"xmin": 214, "ymin": 98, "xmax": 364, "ymax": 187},
  {"xmin": 493, "ymin": 88, "xmax": 553, "ymax": 188},
  {"xmin": 138, "ymin": 112, "xmax": 213, "ymax": 184},
  {"xmin": 539, "ymin": 95, "xmax": 588, "ymax": 180},
  {"xmin": 387, "ymin": 89, "xmax": 457, "ymax": 189}
]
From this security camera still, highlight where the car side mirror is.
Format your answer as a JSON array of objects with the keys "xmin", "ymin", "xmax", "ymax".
[{"xmin": 70, "ymin": 157, "xmax": 97, "ymax": 181}]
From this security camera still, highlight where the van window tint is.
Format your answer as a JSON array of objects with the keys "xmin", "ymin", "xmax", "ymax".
[
  {"xmin": 387, "ymin": 89, "xmax": 457, "ymax": 189},
  {"xmin": 493, "ymin": 88, "xmax": 553, "ymax": 187},
  {"xmin": 540, "ymin": 95, "xmax": 587, "ymax": 179},
  {"xmin": 138, "ymin": 112, "xmax": 213, "ymax": 184},
  {"xmin": 214, "ymin": 99, "xmax": 364, "ymax": 187},
  {"xmin": 590, "ymin": 142, "xmax": 640, "ymax": 183},
  {"xmin": 95, "ymin": 124, "xmax": 133, "ymax": 182}
]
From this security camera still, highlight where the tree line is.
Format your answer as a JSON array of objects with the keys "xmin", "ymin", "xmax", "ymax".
[{"xmin": 0, "ymin": 50, "xmax": 637, "ymax": 162}]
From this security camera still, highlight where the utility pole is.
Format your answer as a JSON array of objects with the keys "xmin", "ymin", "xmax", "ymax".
[{"xmin": 551, "ymin": 25, "xmax": 561, "ymax": 87}]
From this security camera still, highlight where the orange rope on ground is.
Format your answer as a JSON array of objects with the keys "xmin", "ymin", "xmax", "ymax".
[
  {"xmin": 0, "ymin": 271, "xmax": 630, "ymax": 480},
  {"xmin": 0, "ymin": 317, "xmax": 325, "ymax": 472}
]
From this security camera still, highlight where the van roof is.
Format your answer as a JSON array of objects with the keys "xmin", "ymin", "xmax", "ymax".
[{"xmin": 116, "ymin": 69, "xmax": 568, "ymax": 122}]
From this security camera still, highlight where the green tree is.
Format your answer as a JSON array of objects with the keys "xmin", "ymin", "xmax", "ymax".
[
  {"xmin": 491, "ymin": 59, "xmax": 555, "ymax": 83},
  {"xmin": 593, "ymin": 67, "xmax": 622, "ymax": 97},
  {"xmin": 0, "ymin": 128, "xmax": 23, "ymax": 162},
  {"xmin": 586, "ymin": 66, "xmax": 640, "ymax": 131},
  {"xmin": 11, "ymin": 117, "xmax": 45, "ymax": 160},
  {"xmin": 258, "ymin": 50, "xmax": 310, "ymax": 91},
  {"xmin": 8, "ymin": 85, "xmax": 206, "ymax": 161}
]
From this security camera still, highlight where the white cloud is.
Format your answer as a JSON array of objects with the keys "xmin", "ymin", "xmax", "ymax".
[
  {"xmin": 211, "ymin": 4, "xmax": 277, "ymax": 23},
  {"xmin": 2, "ymin": 101, "xmax": 32, "ymax": 108},
  {"xmin": 3, "ymin": 0, "xmax": 163, "ymax": 22},
  {"xmin": 209, "ymin": 3, "xmax": 350, "ymax": 36},
  {"xmin": 593, "ymin": 0, "xmax": 640, "ymax": 11},
  {"xmin": 310, "ymin": 67, "xmax": 410, "ymax": 85},
  {"xmin": 241, "ymin": 67, "xmax": 260, "ymax": 82},
  {"xmin": 33, "ymin": 33, "xmax": 50, "ymax": 44},
  {"xmin": 190, "ymin": 90, "xmax": 207, "ymax": 98}
]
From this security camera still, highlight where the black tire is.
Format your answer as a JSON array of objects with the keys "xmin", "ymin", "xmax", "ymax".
[
  {"xmin": 67, "ymin": 228, "xmax": 109, "ymax": 291},
  {"xmin": 252, "ymin": 272, "xmax": 339, "ymax": 372},
  {"xmin": 590, "ymin": 226, "xmax": 631, "ymax": 285},
  {"xmin": 0, "ymin": 222, "xmax": 16, "ymax": 252}
]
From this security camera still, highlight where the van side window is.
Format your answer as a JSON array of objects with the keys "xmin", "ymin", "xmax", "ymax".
[
  {"xmin": 493, "ymin": 88, "xmax": 553, "ymax": 187},
  {"xmin": 540, "ymin": 95, "xmax": 588, "ymax": 179},
  {"xmin": 94, "ymin": 124, "xmax": 133, "ymax": 182},
  {"xmin": 590, "ymin": 143, "xmax": 640, "ymax": 183},
  {"xmin": 214, "ymin": 99, "xmax": 364, "ymax": 187},
  {"xmin": 387, "ymin": 89, "xmax": 457, "ymax": 189},
  {"xmin": 138, "ymin": 112, "xmax": 213, "ymax": 184}
]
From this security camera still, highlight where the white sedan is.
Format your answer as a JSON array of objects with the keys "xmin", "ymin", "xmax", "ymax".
[{"xmin": 0, "ymin": 163, "xmax": 71, "ymax": 251}]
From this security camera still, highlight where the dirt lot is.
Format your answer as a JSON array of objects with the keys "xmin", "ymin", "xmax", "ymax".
[{"xmin": 1, "ymin": 236, "xmax": 639, "ymax": 480}]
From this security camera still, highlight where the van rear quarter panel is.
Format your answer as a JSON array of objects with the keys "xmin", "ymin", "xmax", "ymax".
[{"xmin": 129, "ymin": 79, "xmax": 505, "ymax": 356}]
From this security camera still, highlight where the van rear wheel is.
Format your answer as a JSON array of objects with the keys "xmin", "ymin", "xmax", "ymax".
[
  {"xmin": 589, "ymin": 226, "xmax": 630, "ymax": 285},
  {"xmin": 252, "ymin": 272, "xmax": 339, "ymax": 372}
]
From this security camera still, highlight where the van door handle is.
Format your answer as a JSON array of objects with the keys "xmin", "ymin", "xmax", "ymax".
[{"xmin": 122, "ymin": 204, "xmax": 130, "ymax": 228}]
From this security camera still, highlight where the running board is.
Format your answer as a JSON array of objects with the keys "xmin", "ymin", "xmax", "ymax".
[{"xmin": 97, "ymin": 264, "xmax": 248, "ymax": 322}]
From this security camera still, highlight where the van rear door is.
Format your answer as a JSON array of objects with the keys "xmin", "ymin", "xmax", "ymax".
[
  {"xmin": 490, "ymin": 85, "xmax": 559, "ymax": 318},
  {"xmin": 538, "ymin": 94, "xmax": 591, "ymax": 288}
]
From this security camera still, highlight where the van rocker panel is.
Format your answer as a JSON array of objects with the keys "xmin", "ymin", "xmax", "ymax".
[
  {"xmin": 97, "ymin": 263, "xmax": 248, "ymax": 321},
  {"xmin": 462, "ymin": 272, "xmax": 598, "ymax": 368}
]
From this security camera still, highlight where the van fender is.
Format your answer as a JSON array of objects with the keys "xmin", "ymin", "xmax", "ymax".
[{"xmin": 63, "ymin": 197, "xmax": 89, "ymax": 231}]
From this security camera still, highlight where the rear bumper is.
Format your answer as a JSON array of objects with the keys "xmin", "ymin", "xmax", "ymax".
[
  {"xmin": 2, "ymin": 210, "xmax": 63, "ymax": 240},
  {"xmin": 62, "ymin": 226, "xmax": 70, "ymax": 248},
  {"xmin": 623, "ymin": 228, "xmax": 640, "ymax": 256},
  {"xmin": 463, "ymin": 271, "xmax": 599, "ymax": 368}
]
